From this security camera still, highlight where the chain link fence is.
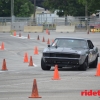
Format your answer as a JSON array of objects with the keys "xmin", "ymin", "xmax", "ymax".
[{"xmin": 0, "ymin": 16, "xmax": 100, "ymax": 31}]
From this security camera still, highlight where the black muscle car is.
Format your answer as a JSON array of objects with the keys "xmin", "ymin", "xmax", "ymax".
[{"xmin": 41, "ymin": 37, "xmax": 99, "ymax": 71}]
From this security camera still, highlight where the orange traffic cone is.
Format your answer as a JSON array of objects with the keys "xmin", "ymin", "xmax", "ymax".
[
  {"xmin": 46, "ymin": 29, "xmax": 49, "ymax": 34},
  {"xmin": 1, "ymin": 42, "xmax": 4, "ymax": 50},
  {"xmin": 29, "ymin": 56, "xmax": 33, "ymax": 66},
  {"xmin": 34, "ymin": 46, "xmax": 38, "ymax": 55},
  {"xmin": 47, "ymin": 38, "xmax": 50, "ymax": 44},
  {"xmin": 95, "ymin": 63, "xmax": 100, "ymax": 76},
  {"xmin": 24, "ymin": 53, "xmax": 28, "ymax": 63},
  {"xmin": 46, "ymin": 29, "xmax": 50, "ymax": 35},
  {"xmin": 29, "ymin": 79, "xmax": 42, "ymax": 98},
  {"xmin": 2, "ymin": 59, "xmax": 7, "ymax": 71},
  {"xmin": 19, "ymin": 33, "xmax": 21, "ymax": 37},
  {"xmin": 13, "ymin": 31, "xmax": 16, "ymax": 36},
  {"xmin": 42, "ymin": 37, "xmax": 45, "ymax": 42},
  {"xmin": 28, "ymin": 34, "xmax": 30, "ymax": 39},
  {"xmin": 37, "ymin": 35, "xmax": 40, "ymax": 40},
  {"xmin": 52, "ymin": 65, "xmax": 60, "ymax": 80}
]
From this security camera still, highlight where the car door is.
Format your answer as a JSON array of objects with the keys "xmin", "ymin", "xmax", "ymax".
[{"xmin": 87, "ymin": 40, "xmax": 96, "ymax": 63}]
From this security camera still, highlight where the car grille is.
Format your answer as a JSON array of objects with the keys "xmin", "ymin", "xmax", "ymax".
[
  {"xmin": 43, "ymin": 53, "xmax": 80, "ymax": 58},
  {"xmin": 45, "ymin": 58, "xmax": 79, "ymax": 66}
]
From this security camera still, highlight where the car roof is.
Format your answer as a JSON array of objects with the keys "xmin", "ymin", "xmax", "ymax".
[{"xmin": 56, "ymin": 37, "xmax": 88, "ymax": 41}]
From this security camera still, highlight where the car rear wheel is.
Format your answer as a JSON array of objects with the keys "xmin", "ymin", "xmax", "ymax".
[
  {"xmin": 89, "ymin": 57, "xmax": 98, "ymax": 68},
  {"xmin": 78, "ymin": 58, "xmax": 88, "ymax": 71},
  {"xmin": 41, "ymin": 58, "xmax": 51, "ymax": 70}
]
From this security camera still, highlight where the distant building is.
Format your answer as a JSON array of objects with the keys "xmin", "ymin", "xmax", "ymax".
[
  {"xmin": 31, "ymin": 6, "xmax": 51, "ymax": 18},
  {"xmin": 36, "ymin": 6, "xmax": 50, "ymax": 14}
]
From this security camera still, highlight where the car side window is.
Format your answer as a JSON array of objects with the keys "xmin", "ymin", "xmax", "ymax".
[{"xmin": 87, "ymin": 40, "xmax": 94, "ymax": 49}]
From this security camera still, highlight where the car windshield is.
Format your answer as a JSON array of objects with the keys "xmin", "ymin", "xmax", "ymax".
[{"xmin": 51, "ymin": 38, "xmax": 88, "ymax": 48}]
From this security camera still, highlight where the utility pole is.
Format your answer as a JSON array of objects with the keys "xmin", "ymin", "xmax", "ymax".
[
  {"xmin": 33, "ymin": 0, "xmax": 36, "ymax": 25},
  {"xmin": 11, "ymin": 0, "xmax": 14, "ymax": 31},
  {"xmin": 85, "ymin": 1, "xmax": 88, "ymax": 30},
  {"xmin": 34, "ymin": 0, "xmax": 36, "ymax": 19}
]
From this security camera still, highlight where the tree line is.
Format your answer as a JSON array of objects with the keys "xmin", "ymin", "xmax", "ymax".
[
  {"xmin": 0, "ymin": 0, "xmax": 100, "ymax": 17},
  {"xmin": 0, "ymin": 0, "xmax": 34, "ymax": 17},
  {"xmin": 43, "ymin": 0, "xmax": 100, "ymax": 16}
]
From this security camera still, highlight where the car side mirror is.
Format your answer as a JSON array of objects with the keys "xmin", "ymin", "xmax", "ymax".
[{"xmin": 48, "ymin": 45, "xmax": 50, "ymax": 47}]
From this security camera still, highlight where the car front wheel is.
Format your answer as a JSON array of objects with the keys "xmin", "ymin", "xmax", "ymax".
[
  {"xmin": 89, "ymin": 57, "xmax": 98, "ymax": 68},
  {"xmin": 41, "ymin": 58, "xmax": 51, "ymax": 70},
  {"xmin": 78, "ymin": 58, "xmax": 88, "ymax": 71}
]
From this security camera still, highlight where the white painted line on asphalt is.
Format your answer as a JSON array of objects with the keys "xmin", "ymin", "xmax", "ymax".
[
  {"xmin": 10, "ymin": 35, "xmax": 35, "ymax": 39},
  {"xmin": 33, "ymin": 63, "xmax": 38, "ymax": 67},
  {"xmin": 10, "ymin": 35, "xmax": 27, "ymax": 39},
  {"xmin": 0, "ymin": 71, "xmax": 3, "ymax": 72},
  {"xmin": 29, "ymin": 37, "xmax": 35, "ymax": 39}
]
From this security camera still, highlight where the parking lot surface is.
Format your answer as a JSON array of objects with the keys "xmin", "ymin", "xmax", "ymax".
[{"xmin": 0, "ymin": 31, "xmax": 100, "ymax": 100}]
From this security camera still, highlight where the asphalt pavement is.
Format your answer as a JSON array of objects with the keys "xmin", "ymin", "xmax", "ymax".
[{"xmin": 0, "ymin": 31, "xmax": 100, "ymax": 100}]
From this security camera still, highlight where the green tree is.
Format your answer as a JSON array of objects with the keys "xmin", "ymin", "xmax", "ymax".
[
  {"xmin": 78, "ymin": 0, "xmax": 100, "ymax": 15},
  {"xmin": 43, "ymin": 0, "xmax": 100, "ymax": 16},
  {"xmin": 43, "ymin": 0, "xmax": 85, "ymax": 16},
  {"xmin": 14, "ymin": 0, "xmax": 34, "ymax": 17},
  {"xmin": 0, "ymin": 0, "xmax": 11, "ymax": 17},
  {"xmin": 0, "ymin": 0, "xmax": 34, "ymax": 17}
]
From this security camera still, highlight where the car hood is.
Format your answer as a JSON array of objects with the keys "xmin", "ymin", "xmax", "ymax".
[{"xmin": 43, "ymin": 47, "xmax": 88, "ymax": 54}]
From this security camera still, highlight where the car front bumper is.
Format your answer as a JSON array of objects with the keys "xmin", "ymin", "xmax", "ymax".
[{"xmin": 43, "ymin": 57, "xmax": 82, "ymax": 67}]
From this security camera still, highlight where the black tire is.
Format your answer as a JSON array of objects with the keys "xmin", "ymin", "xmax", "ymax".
[
  {"xmin": 89, "ymin": 57, "xmax": 98, "ymax": 68},
  {"xmin": 41, "ymin": 58, "xmax": 51, "ymax": 70},
  {"xmin": 78, "ymin": 58, "xmax": 88, "ymax": 71}
]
